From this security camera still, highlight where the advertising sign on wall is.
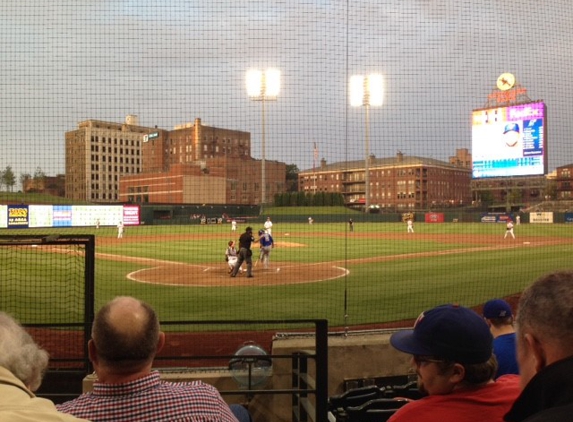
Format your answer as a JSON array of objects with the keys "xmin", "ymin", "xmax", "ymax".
[
  {"xmin": 0, "ymin": 205, "xmax": 7, "ymax": 228},
  {"xmin": 123, "ymin": 205, "xmax": 141, "ymax": 226},
  {"xmin": 529, "ymin": 212, "xmax": 553, "ymax": 224},
  {"xmin": 29, "ymin": 205, "xmax": 54, "ymax": 228},
  {"xmin": 7, "ymin": 205, "xmax": 29, "ymax": 229},
  {"xmin": 425, "ymin": 213, "xmax": 444, "ymax": 223},
  {"xmin": 53, "ymin": 205, "xmax": 73, "ymax": 227}
]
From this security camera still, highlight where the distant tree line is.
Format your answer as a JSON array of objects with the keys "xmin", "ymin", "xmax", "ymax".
[
  {"xmin": 273, "ymin": 191, "xmax": 345, "ymax": 207},
  {"xmin": 0, "ymin": 166, "xmax": 47, "ymax": 192},
  {"xmin": 276, "ymin": 164, "xmax": 346, "ymax": 206}
]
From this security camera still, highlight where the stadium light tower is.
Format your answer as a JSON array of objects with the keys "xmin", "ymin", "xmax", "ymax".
[
  {"xmin": 350, "ymin": 74, "xmax": 384, "ymax": 212},
  {"xmin": 246, "ymin": 68, "xmax": 281, "ymax": 205}
]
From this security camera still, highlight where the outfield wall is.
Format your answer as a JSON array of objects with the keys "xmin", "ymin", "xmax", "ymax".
[
  {"xmin": 2, "ymin": 203, "xmax": 572, "ymax": 228},
  {"xmin": 0, "ymin": 204, "xmax": 140, "ymax": 228}
]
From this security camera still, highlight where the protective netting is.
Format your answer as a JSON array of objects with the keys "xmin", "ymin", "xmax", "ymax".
[
  {"xmin": 0, "ymin": 237, "xmax": 91, "ymax": 367},
  {"xmin": 1, "ymin": 1, "xmax": 573, "ymax": 337}
]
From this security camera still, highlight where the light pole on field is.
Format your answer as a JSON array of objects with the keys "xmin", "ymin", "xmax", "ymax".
[
  {"xmin": 246, "ymin": 68, "xmax": 281, "ymax": 205},
  {"xmin": 350, "ymin": 74, "xmax": 384, "ymax": 212}
]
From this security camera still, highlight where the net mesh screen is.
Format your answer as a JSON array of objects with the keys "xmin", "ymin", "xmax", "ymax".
[
  {"xmin": 0, "ymin": 239, "xmax": 89, "ymax": 366},
  {"xmin": 1, "ymin": 1, "xmax": 573, "ymax": 343}
]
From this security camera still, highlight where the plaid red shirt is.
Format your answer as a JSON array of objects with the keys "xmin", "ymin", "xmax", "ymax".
[{"xmin": 57, "ymin": 372, "xmax": 239, "ymax": 422}]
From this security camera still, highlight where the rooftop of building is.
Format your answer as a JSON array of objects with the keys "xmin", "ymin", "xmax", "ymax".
[{"xmin": 300, "ymin": 152, "xmax": 470, "ymax": 174}]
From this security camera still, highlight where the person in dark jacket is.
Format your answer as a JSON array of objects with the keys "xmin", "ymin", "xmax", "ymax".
[
  {"xmin": 504, "ymin": 270, "xmax": 573, "ymax": 422},
  {"xmin": 230, "ymin": 226, "xmax": 255, "ymax": 278}
]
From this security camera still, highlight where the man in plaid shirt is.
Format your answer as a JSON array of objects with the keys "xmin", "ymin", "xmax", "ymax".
[{"xmin": 57, "ymin": 296, "xmax": 241, "ymax": 422}]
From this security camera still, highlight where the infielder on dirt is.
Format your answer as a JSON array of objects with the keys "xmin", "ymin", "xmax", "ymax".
[{"xmin": 504, "ymin": 219, "xmax": 515, "ymax": 239}]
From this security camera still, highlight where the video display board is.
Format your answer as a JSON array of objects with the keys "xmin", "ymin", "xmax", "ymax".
[{"xmin": 472, "ymin": 101, "xmax": 546, "ymax": 178}]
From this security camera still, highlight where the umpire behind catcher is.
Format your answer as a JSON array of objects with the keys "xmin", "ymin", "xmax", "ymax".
[{"xmin": 230, "ymin": 226, "xmax": 256, "ymax": 278}]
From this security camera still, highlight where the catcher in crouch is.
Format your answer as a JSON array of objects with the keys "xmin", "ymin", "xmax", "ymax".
[{"xmin": 225, "ymin": 240, "xmax": 242, "ymax": 274}]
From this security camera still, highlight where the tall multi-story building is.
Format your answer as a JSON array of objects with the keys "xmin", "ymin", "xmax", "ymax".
[
  {"xmin": 66, "ymin": 116, "xmax": 286, "ymax": 204},
  {"xmin": 65, "ymin": 116, "xmax": 147, "ymax": 202},
  {"xmin": 298, "ymin": 151, "xmax": 472, "ymax": 210}
]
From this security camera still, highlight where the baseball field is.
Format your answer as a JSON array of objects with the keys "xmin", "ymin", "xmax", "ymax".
[{"xmin": 2, "ymin": 220, "xmax": 572, "ymax": 330}]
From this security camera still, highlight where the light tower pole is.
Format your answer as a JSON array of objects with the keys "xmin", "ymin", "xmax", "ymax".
[
  {"xmin": 350, "ymin": 74, "xmax": 384, "ymax": 212},
  {"xmin": 246, "ymin": 68, "xmax": 281, "ymax": 205}
]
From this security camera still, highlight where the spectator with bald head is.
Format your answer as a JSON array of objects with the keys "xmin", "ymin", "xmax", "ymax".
[
  {"xmin": 57, "ymin": 296, "xmax": 240, "ymax": 422},
  {"xmin": 0, "ymin": 311, "xmax": 89, "ymax": 421},
  {"xmin": 505, "ymin": 270, "xmax": 573, "ymax": 421}
]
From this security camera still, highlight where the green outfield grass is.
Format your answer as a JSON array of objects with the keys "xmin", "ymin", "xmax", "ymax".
[{"xmin": 1, "ymin": 222, "xmax": 572, "ymax": 328}]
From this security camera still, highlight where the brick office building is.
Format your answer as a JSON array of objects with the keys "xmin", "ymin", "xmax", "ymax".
[
  {"xmin": 22, "ymin": 174, "xmax": 66, "ymax": 197},
  {"xmin": 555, "ymin": 163, "xmax": 573, "ymax": 199},
  {"xmin": 120, "ymin": 118, "xmax": 285, "ymax": 204},
  {"xmin": 66, "ymin": 116, "xmax": 286, "ymax": 204},
  {"xmin": 298, "ymin": 151, "xmax": 472, "ymax": 211}
]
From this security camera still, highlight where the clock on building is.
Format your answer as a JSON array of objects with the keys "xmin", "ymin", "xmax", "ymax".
[{"xmin": 496, "ymin": 73, "xmax": 515, "ymax": 91}]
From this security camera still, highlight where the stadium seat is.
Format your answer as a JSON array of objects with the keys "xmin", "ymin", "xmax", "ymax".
[
  {"xmin": 328, "ymin": 385, "xmax": 385, "ymax": 411},
  {"xmin": 346, "ymin": 398, "xmax": 410, "ymax": 422},
  {"xmin": 328, "ymin": 385, "xmax": 387, "ymax": 422},
  {"xmin": 384, "ymin": 380, "xmax": 424, "ymax": 400},
  {"xmin": 347, "ymin": 408, "xmax": 396, "ymax": 422}
]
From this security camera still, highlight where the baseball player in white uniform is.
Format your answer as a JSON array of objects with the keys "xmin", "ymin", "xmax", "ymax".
[
  {"xmin": 225, "ymin": 241, "xmax": 241, "ymax": 273},
  {"xmin": 117, "ymin": 221, "xmax": 124, "ymax": 238},
  {"xmin": 504, "ymin": 220, "xmax": 515, "ymax": 239},
  {"xmin": 264, "ymin": 217, "xmax": 273, "ymax": 235}
]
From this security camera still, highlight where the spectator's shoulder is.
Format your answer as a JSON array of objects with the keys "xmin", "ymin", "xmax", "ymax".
[{"xmin": 496, "ymin": 374, "xmax": 520, "ymax": 386}]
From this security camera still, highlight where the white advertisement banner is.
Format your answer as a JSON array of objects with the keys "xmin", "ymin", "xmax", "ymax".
[
  {"xmin": 72, "ymin": 205, "xmax": 123, "ymax": 227},
  {"xmin": 0, "ymin": 205, "xmax": 7, "ymax": 228},
  {"xmin": 29, "ymin": 205, "xmax": 54, "ymax": 228},
  {"xmin": 529, "ymin": 212, "xmax": 554, "ymax": 224}
]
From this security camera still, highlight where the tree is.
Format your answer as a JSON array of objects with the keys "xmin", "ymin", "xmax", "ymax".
[
  {"xmin": 20, "ymin": 173, "xmax": 31, "ymax": 192},
  {"xmin": 34, "ymin": 166, "xmax": 46, "ymax": 181},
  {"xmin": 544, "ymin": 180, "xmax": 557, "ymax": 200},
  {"xmin": 2, "ymin": 166, "xmax": 16, "ymax": 192},
  {"xmin": 32, "ymin": 167, "xmax": 46, "ymax": 192},
  {"xmin": 478, "ymin": 190, "xmax": 494, "ymax": 205},
  {"xmin": 285, "ymin": 164, "xmax": 299, "ymax": 192},
  {"xmin": 507, "ymin": 189, "xmax": 523, "ymax": 205}
]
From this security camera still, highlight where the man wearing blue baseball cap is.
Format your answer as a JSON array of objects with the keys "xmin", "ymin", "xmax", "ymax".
[
  {"xmin": 483, "ymin": 299, "xmax": 519, "ymax": 378},
  {"xmin": 388, "ymin": 304, "xmax": 520, "ymax": 422}
]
